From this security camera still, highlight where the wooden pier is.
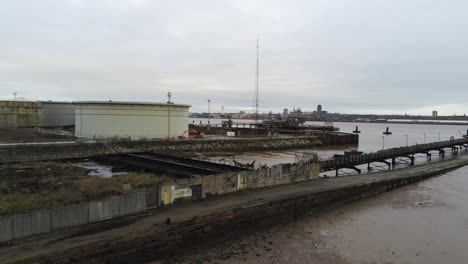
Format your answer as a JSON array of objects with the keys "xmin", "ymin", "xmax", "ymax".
[{"xmin": 320, "ymin": 138, "xmax": 468, "ymax": 175}]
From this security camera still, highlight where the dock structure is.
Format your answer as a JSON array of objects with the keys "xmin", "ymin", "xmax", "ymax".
[
  {"xmin": 95, "ymin": 152, "xmax": 246, "ymax": 177},
  {"xmin": 320, "ymin": 138, "xmax": 468, "ymax": 176}
]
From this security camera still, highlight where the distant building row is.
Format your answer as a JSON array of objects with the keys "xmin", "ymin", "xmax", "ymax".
[{"xmin": 0, "ymin": 100, "xmax": 190, "ymax": 140}]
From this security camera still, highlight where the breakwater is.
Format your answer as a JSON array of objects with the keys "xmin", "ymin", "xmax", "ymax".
[
  {"xmin": 0, "ymin": 137, "xmax": 321, "ymax": 163},
  {"xmin": 3, "ymin": 157, "xmax": 467, "ymax": 264},
  {"xmin": 116, "ymin": 136, "xmax": 321, "ymax": 153}
]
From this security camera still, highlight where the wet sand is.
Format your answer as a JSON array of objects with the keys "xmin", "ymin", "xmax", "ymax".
[
  {"xmin": 161, "ymin": 165, "xmax": 468, "ymax": 264},
  {"xmin": 164, "ymin": 122, "xmax": 468, "ymax": 263}
]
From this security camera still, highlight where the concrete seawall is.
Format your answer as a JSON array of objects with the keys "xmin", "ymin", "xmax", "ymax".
[
  {"xmin": 3, "ymin": 157, "xmax": 467, "ymax": 264},
  {"xmin": 0, "ymin": 137, "xmax": 321, "ymax": 162}
]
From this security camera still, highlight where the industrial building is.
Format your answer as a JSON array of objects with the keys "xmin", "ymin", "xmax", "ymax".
[
  {"xmin": 74, "ymin": 101, "xmax": 190, "ymax": 140},
  {"xmin": 0, "ymin": 100, "xmax": 42, "ymax": 128},
  {"xmin": 0, "ymin": 100, "xmax": 75, "ymax": 128}
]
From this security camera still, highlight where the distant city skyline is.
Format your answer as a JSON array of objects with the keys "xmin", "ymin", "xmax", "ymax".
[{"xmin": 1, "ymin": 1, "xmax": 468, "ymax": 116}]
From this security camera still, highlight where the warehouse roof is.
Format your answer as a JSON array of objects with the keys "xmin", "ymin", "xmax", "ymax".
[
  {"xmin": 39, "ymin": 100, "xmax": 73, "ymax": 104},
  {"xmin": 73, "ymin": 101, "xmax": 191, "ymax": 107},
  {"xmin": 0, "ymin": 98, "xmax": 36, "ymax": 102}
]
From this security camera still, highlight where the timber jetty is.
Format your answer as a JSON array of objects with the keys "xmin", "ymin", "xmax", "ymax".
[{"xmin": 320, "ymin": 138, "xmax": 468, "ymax": 175}]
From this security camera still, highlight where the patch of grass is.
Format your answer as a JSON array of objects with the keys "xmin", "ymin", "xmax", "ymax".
[
  {"xmin": 0, "ymin": 186, "xmax": 84, "ymax": 215},
  {"xmin": 0, "ymin": 162, "xmax": 161, "ymax": 215},
  {"xmin": 0, "ymin": 182, "xmax": 8, "ymax": 194},
  {"xmin": 79, "ymin": 173, "xmax": 159, "ymax": 198}
]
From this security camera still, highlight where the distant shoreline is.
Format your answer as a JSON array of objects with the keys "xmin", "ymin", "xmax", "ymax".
[
  {"xmin": 190, "ymin": 117, "xmax": 468, "ymax": 126},
  {"xmin": 336, "ymin": 120, "xmax": 468, "ymax": 126}
]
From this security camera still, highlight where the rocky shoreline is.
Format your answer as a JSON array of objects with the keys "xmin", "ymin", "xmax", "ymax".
[{"xmin": 0, "ymin": 137, "xmax": 322, "ymax": 162}]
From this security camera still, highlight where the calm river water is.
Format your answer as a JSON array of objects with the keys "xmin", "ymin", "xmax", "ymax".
[{"xmin": 164, "ymin": 121, "xmax": 468, "ymax": 264}]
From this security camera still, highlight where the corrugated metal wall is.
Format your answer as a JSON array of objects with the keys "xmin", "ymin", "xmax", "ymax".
[
  {"xmin": 0, "ymin": 217, "xmax": 13, "ymax": 242},
  {"xmin": 0, "ymin": 187, "xmax": 158, "ymax": 243}
]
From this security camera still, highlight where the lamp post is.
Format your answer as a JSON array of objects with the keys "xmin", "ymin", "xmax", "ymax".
[
  {"xmin": 382, "ymin": 136, "xmax": 385, "ymax": 150},
  {"xmin": 403, "ymin": 134, "xmax": 409, "ymax": 146},
  {"xmin": 438, "ymin": 132, "xmax": 441, "ymax": 141},
  {"xmin": 167, "ymin": 92, "xmax": 172, "ymax": 138},
  {"xmin": 208, "ymin": 99, "xmax": 211, "ymax": 125}
]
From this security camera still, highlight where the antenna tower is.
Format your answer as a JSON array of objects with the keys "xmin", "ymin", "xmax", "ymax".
[{"xmin": 254, "ymin": 36, "xmax": 259, "ymax": 122}]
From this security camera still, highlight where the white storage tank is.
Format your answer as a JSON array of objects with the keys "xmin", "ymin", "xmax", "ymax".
[
  {"xmin": 74, "ymin": 101, "xmax": 190, "ymax": 140},
  {"xmin": 0, "ymin": 99, "xmax": 42, "ymax": 128},
  {"xmin": 41, "ymin": 101, "xmax": 75, "ymax": 127}
]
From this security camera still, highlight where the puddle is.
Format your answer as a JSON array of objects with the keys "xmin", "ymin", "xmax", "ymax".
[{"xmin": 73, "ymin": 160, "xmax": 125, "ymax": 178}]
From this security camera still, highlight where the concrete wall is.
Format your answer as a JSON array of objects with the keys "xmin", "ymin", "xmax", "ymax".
[
  {"xmin": 0, "ymin": 101, "xmax": 42, "ymax": 128},
  {"xmin": 201, "ymin": 160, "xmax": 320, "ymax": 197},
  {"xmin": 159, "ymin": 158, "xmax": 320, "ymax": 204},
  {"xmin": 41, "ymin": 102, "xmax": 75, "ymax": 127},
  {"xmin": 74, "ymin": 102, "xmax": 190, "ymax": 140}
]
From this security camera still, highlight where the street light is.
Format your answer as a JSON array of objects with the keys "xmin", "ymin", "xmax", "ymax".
[
  {"xmin": 403, "ymin": 134, "xmax": 409, "ymax": 146},
  {"xmin": 208, "ymin": 99, "xmax": 211, "ymax": 125},
  {"xmin": 382, "ymin": 136, "xmax": 385, "ymax": 150},
  {"xmin": 167, "ymin": 92, "xmax": 172, "ymax": 138}
]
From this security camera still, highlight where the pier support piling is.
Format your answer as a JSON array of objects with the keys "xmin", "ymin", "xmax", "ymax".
[
  {"xmin": 348, "ymin": 166, "xmax": 362, "ymax": 174},
  {"xmin": 426, "ymin": 152, "xmax": 432, "ymax": 161},
  {"xmin": 439, "ymin": 149, "xmax": 445, "ymax": 158},
  {"xmin": 404, "ymin": 155, "xmax": 415, "ymax": 166},
  {"xmin": 378, "ymin": 160, "xmax": 391, "ymax": 170}
]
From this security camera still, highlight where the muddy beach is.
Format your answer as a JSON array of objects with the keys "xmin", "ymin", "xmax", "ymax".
[{"xmin": 160, "ymin": 165, "xmax": 468, "ymax": 264}]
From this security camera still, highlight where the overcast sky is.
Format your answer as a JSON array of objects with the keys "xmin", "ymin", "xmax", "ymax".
[{"xmin": 1, "ymin": 0, "xmax": 467, "ymax": 115}]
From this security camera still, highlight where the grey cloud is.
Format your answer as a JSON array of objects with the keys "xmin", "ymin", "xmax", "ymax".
[{"xmin": 1, "ymin": 0, "xmax": 467, "ymax": 114}]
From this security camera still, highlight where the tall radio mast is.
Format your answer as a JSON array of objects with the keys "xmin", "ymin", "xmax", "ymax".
[{"xmin": 254, "ymin": 36, "xmax": 259, "ymax": 122}]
